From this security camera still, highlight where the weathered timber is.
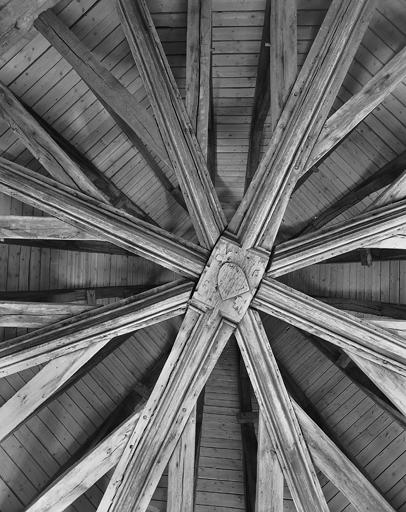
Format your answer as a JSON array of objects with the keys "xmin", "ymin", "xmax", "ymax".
[
  {"xmin": 0, "ymin": 158, "xmax": 207, "ymax": 278},
  {"xmin": 269, "ymin": 198, "xmax": 406, "ymax": 277},
  {"xmin": 0, "ymin": 0, "xmax": 59, "ymax": 54},
  {"xmin": 0, "ymin": 82, "xmax": 107, "ymax": 200},
  {"xmin": 238, "ymin": 354, "xmax": 257, "ymax": 512},
  {"xmin": 293, "ymin": 400, "xmax": 396, "ymax": 512},
  {"xmin": 0, "ymin": 216, "xmax": 99, "ymax": 240},
  {"xmin": 307, "ymin": 45, "xmax": 406, "ymax": 172},
  {"xmin": 315, "ymin": 297, "xmax": 406, "ymax": 319},
  {"xmin": 24, "ymin": 103, "xmax": 155, "ymax": 223},
  {"xmin": 296, "ymin": 151, "xmax": 406, "ymax": 236},
  {"xmin": 254, "ymin": 278, "xmax": 406, "ymax": 376},
  {"xmin": 228, "ymin": 0, "xmax": 376, "ymax": 250},
  {"xmin": 325, "ymin": 248, "xmax": 406, "ymax": 264},
  {"xmin": 0, "ymin": 280, "xmax": 192, "ymax": 375},
  {"xmin": 0, "ymin": 301, "xmax": 94, "ymax": 327},
  {"xmin": 33, "ymin": 11, "xmax": 190, "ymax": 217},
  {"xmin": 236, "ymin": 309, "xmax": 329, "ymax": 512},
  {"xmin": 256, "ymin": 411, "xmax": 283, "ymax": 512},
  {"xmin": 117, "ymin": 0, "xmax": 226, "ymax": 249}
]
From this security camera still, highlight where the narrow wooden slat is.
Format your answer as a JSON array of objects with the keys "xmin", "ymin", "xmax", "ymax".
[
  {"xmin": 0, "ymin": 82, "xmax": 107, "ymax": 201},
  {"xmin": 0, "ymin": 158, "xmax": 207, "ymax": 279},
  {"xmin": 308, "ymin": 45, "xmax": 406, "ymax": 172},
  {"xmin": 256, "ymin": 412, "xmax": 283, "ymax": 512},
  {"xmin": 167, "ymin": 409, "xmax": 196, "ymax": 512},
  {"xmin": 269, "ymin": 198, "xmax": 406, "ymax": 278},
  {"xmin": 293, "ymin": 400, "xmax": 396, "ymax": 512},
  {"xmin": 117, "ymin": 0, "xmax": 225, "ymax": 249},
  {"xmin": 0, "ymin": 280, "xmax": 192, "ymax": 375},
  {"xmin": 254, "ymin": 278, "xmax": 406, "ymax": 376},
  {"xmin": 236, "ymin": 309, "xmax": 328, "ymax": 512},
  {"xmin": 229, "ymin": 0, "xmax": 376, "ymax": 250},
  {"xmin": 97, "ymin": 308, "xmax": 235, "ymax": 512}
]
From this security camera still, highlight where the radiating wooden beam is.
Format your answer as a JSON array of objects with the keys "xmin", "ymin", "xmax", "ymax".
[
  {"xmin": 0, "ymin": 0, "xmax": 59, "ymax": 54},
  {"xmin": 326, "ymin": 248, "xmax": 406, "ymax": 264},
  {"xmin": 236, "ymin": 309, "xmax": 329, "ymax": 512},
  {"xmin": 0, "ymin": 216, "xmax": 99, "ymax": 240},
  {"xmin": 33, "ymin": 10, "xmax": 190, "ymax": 216},
  {"xmin": 117, "ymin": 0, "xmax": 225, "ymax": 249},
  {"xmin": 229, "ymin": 0, "xmax": 376, "ymax": 250},
  {"xmin": 307, "ymin": 45, "xmax": 406, "ymax": 172},
  {"xmin": 0, "ymin": 158, "xmax": 207, "ymax": 278},
  {"xmin": 0, "ymin": 280, "xmax": 192, "ymax": 375},
  {"xmin": 0, "ymin": 82, "xmax": 106, "ymax": 200},
  {"xmin": 315, "ymin": 296, "xmax": 406, "ymax": 319},
  {"xmin": 97, "ymin": 308, "xmax": 235, "ymax": 512},
  {"xmin": 269, "ymin": 197, "xmax": 406, "ymax": 277},
  {"xmin": 254, "ymin": 278, "xmax": 406, "ymax": 376},
  {"xmin": 256, "ymin": 411, "xmax": 283, "ymax": 512},
  {"xmin": 0, "ymin": 301, "xmax": 94, "ymax": 327}
]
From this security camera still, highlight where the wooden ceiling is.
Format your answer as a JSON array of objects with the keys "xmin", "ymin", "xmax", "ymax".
[{"xmin": 0, "ymin": 0, "xmax": 406, "ymax": 511}]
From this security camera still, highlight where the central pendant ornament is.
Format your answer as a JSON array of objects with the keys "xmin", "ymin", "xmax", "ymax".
[{"xmin": 217, "ymin": 262, "xmax": 250, "ymax": 300}]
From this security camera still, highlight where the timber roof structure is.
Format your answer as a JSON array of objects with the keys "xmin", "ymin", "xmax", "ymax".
[{"xmin": 1, "ymin": 0, "xmax": 406, "ymax": 511}]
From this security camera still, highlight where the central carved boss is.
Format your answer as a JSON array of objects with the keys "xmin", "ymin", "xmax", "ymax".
[{"xmin": 192, "ymin": 235, "xmax": 269, "ymax": 323}]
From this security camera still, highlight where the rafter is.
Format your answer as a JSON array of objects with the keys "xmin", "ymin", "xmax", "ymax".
[
  {"xmin": 117, "ymin": 0, "xmax": 225, "ymax": 249},
  {"xmin": 236, "ymin": 309, "xmax": 329, "ymax": 512},
  {"xmin": 228, "ymin": 0, "xmax": 376, "ymax": 250},
  {"xmin": 0, "ymin": 158, "xmax": 207, "ymax": 278},
  {"xmin": 0, "ymin": 280, "xmax": 192, "ymax": 375},
  {"xmin": 33, "ymin": 10, "xmax": 190, "ymax": 216},
  {"xmin": 269, "ymin": 197, "xmax": 406, "ymax": 277},
  {"xmin": 254, "ymin": 279, "xmax": 406, "ymax": 376}
]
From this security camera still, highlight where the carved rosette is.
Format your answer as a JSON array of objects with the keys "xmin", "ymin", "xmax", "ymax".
[{"xmin": 192, "ymin": 235, "xmax": 269, "ymax": 323}]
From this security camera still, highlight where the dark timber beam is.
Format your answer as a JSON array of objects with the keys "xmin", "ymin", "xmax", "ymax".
[
  {"xmin": 33, "ymin": 10, "xmax": 190, "ymax": 217},
  {"xmin": 229, "ymin": 0, "xmax": 376, "ymax": 250},
  {"xmin": 269, "ymin": 197, "xmax": 406, "ymax": 278},
  {"xmin": 117, "ymin": 0, "xmax": 226, "ymax": 249},
  {"xmin": 0, "ymin": 280, "xmax": 192, "ymax": 377},
  {"xmin": 0, "ymin": 158, "xmax": 207, "ymax": 278}
]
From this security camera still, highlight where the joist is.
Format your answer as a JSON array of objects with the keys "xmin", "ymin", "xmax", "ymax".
[
  {"xmin": 0, "ymin": 0, "xmax": 59, "ymax": 54},
  {"xmin": 236, "ymin": 309, "xmax": 329, "ymax": 512},
  {"xmin": 228, "ymin": 0, "xmax": 376, "ymax": 250},
  {"xmin": 307, "ymin": 45, "xmax": 406, "ymax": 172},
  {"xmin": 117, "ymin": 0, "xmax": 226, "ymax": 249},
  {"xmin": 256, "ymin": 412, "xmax": 283, "ymax": 512},
  {"xmin": 269, "ymin": 197, "xmax": 406, "ymax": 277},
  {"xmin": 254, "ymin": 278, "xmax": 406, "ymax": 376},
  {"xmin": 0, "ymin": 158, "xmax": 207, "ymax": 279},
  {"xmin": 0, "ymin": 82, "xmax": 107, "ymax": 201},
  {"xmin": 33, "ymin": 10, "xmax": 189, "ymax": 216},
  {"xmin": 0, "ymin": 280, "xmax": 192, "ymax": 375}
]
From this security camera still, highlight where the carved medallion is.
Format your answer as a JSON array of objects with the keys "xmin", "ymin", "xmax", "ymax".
[{"xmin": 217, "ymin": 262, "xmax": 250, "ymax": 300}]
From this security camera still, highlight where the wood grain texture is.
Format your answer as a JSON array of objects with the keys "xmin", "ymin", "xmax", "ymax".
[{"xmin": 236, "ymin": 309, "xmax": 328, "ymax": 512}]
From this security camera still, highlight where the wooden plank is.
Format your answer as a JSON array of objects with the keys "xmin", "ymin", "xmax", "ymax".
[
  {"xmin": 117, "ymin": 0, "xmax": 226, "ymax": 249},
  {"xmin": 254, "ymin": 278, "xmax": 406, "ymax": 377},
  {"xmin": 256, "ymin": 412, "xmax": 283, "ymax": 512},
  {"xmin": 0, "ymin": 0, "xmax": 59, "ymax": 54},
  {"xmin": 236, "ymin": 309, "xmax": 328, "ymax": 512},
  {"xmin": 228, "ymin": 0, "xmax": 376, "ymax": 250},
  {"xmin": 0, "ymin": 216, "xmax": 99, "ymax": 240},
  {"xmin": 0, "ymin": 280, "xmax": 192, "ymax": 375},
  {"xmin": 269, "ymin": 197, "xmax": 406, "ymax": 278},
  {"xmin": 0, "ymin": 158, "xmax": 207, "ymax": 279},
  {"xmin": 308, "ymin": 45, "xmax": 406, "ymax": 172},
  {"xmin": 167, "ymin": 409, "xmax": 196, "ymax": 512},
  {"xmin": 33, "ymin": 10, "xmax": 189, "ymax": 216},
  {"xmin": 293, "ymin": 400, "xmax": 396, "ymax": 512},
  {"xmin": 0, "ymin": 82, "xmax": 107, "ymax": 201}
]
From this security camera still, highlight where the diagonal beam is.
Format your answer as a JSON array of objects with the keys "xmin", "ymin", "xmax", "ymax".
[
  {"xmin": 236, "ymin": 309, "xmax": 329, "ymax": 512},
  {"xmin": 0, "ymin": 280, "xmax": 192, "ymax": 376},
  {"xmin": 33, "ymin": 10, "xmax": 189, "ymax": 215},
  {"xmin": 96, "ymin": 308, "xmax": 235, "ymax": 512},
  {"xmin": 254, "ymin": 278, "xmax": 406, "ymax": 376},
  {"xmin": 117, "ymin": 0, "xmax": 226, "ymax": 249},
  {"xmin": 269, "ymin": 197, "xmax": 406, "ymax": 277},
  {"xmin": 0, "ymin": 82, "xmax": 106, "ymax": 201},
  {"xmin": 0, "ymin": 158, "xmax": 207, "ymax": 278},
  {"xmin": 228, "ymin": 0, "xmax": 376, "ymax": 250}
]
